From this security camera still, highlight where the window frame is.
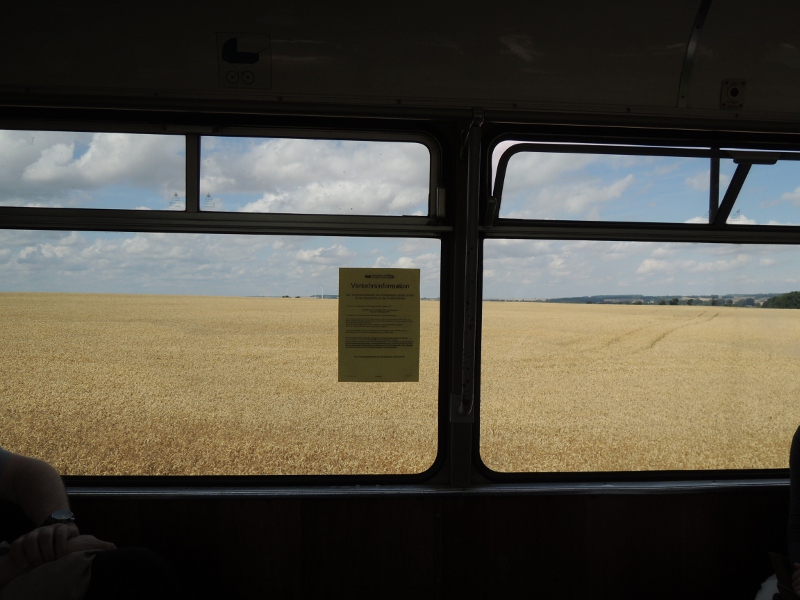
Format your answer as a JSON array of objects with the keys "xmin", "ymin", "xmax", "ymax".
[
  {"xmin": 0, "ymin": 124, "xmax": 445, "ymax": 234},
  {"xmin": 0, "ymin": 116, "xmax": 453, "ymax": 488},
  {"xmin": 3, "ymin": 113, "xmax": 800, "ymax": 489},
  {"xmin": 474, "ymin": 127, "xmax": 800, "ymax": 484}
]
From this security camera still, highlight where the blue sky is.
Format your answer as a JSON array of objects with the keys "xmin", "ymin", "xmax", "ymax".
[
  {"xmin": 493, "ymin": 141, "xmax": 800, "ymax": 225},
  {"xmin": 200, "ymin": 137, "xmax": 430, "ymax": 214},
  {"xmin": 0, "ymin": 230, "xmax": 442, "ymax": 298},
  {"xmin": 0, "ymin": 131, "xmax": 798, "ymax": 299},
  {"xmin": 482, "ymin": 142, "xmax": 800, "ymax": 298},
  {"xmin": 483, "ymin": 239, "xmax": 800, "ymax": 299}
]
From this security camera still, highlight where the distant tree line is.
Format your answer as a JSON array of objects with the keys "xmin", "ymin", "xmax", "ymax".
[
  {"xmin": 762, "ymin": 291, "xmax": 800, "ymax": 309},
  {"xmin": 547, "ymin": 292, "xmax": 797, "ymax": 307}
]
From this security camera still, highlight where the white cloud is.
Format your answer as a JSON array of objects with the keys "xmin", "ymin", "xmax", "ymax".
[
  {"xmin": 685, "ymin": 171, "xmax": 708, "ymax": 191},
  {"xmin": 636, "ymin": 259, "xmax": 672, "ymax": 275},
  {"xmin": 652, "ymin": 246, "xmax": 676, "ymax": 258},
  {"xmin": 685, "ymin": 213, "xmax": 760, "ymax": 225},
  {"xmin": 636, "ymin": 251, "xmax": 752, "ymax": 278},
  {"xmin": 271, "ymin": 237, "xmax": 310, "ymax": 251},
  {"xmin": 727, "ymin": 213, "xmax": 758, "ymax": 225},
  {"xmin": 684, "ymin": 253, "xmax": 751, "ymax": 273},
  {"xmin": 200, "ymin": 138, "xmax": 429, "ymax": 215},
  {"xmin": 502, "ymin": 152, "xmax": 597, "ymax": 194},
  {"xmin": 548, "ymin": 255, "xmax": 566, "ymax": 270},
  {"xmin": 0, "ymin": 130, "xmax": 184, "ymax": 208},
  {"xmin": 372, "ymin": 252, "xmax": 439, "ymax": 272},
  {"xmin": 685, "ymin": 170, "xmax": 730, "ymax": 191},
  {"xmin": 484, "ymin": 239, "xmax": 553, "ymax": 259},
  {"xmin": 397, "ymin": 239, "xmax": 434, "ymax": 254},
  {"xmin": 563, "ymin": 175, "xmax": 634, "ymax": 213},
  {"xmin": 765, "ymin": 219, "xmax": 800, "ymax": 226},
  {"xmin": 1, "ymin": 132, "xmax": 431, "ymax": 214},
  {"xmin": 295, "ymin": 244, "xmax": 357, "ymax": 265},
  {"xmin": 23, "ymin": 143, "xmax": 75, "ymax": 181},
  {"xmin": 121, "ymin": 235, "xmax": 156, "ymax": 255},
  {"xmin": 654, "ymin": 162, "xmax": 680, "ymax": 175},
  {"xmin": 602, "ymin": 241, "xmax": 639, "ymax": 261},
  {"xmin": 240, "ymin": 180, "xmax": 425, "ymax": 215},
  {"xmin": 505, "ymin": 174, "xmax": 635, "ymax": 219},
  {"xmin": 481, "ymin": 238, "xmax": 800, "ymax": 299},
  {"xmin": 780, "ymin": 186, "xmax": 800, "ymax": 204}
]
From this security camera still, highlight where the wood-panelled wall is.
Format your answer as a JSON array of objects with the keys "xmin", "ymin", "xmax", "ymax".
[{"xmin": 68, "ymin": 486, "xmax": 787, "ymax": 599}]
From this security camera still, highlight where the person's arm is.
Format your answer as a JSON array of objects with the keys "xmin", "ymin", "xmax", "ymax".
[
  {"xmin": 0, "ymin": 452, "xmax": 72, "ymax": 527},
  {"xmin": 0, "ymin": 532, "xmax": 116, "ymax": 591},
  {"xmin": 0, "ymin": 451, "xmax": 116, "ymax": 592},
  {"xmin": 0, "ymin": 558, "xmax": 20, "ymax": 591},
  {"xmin": 0, "ymin": 452, "xmax": 79, "ymax": 588}
]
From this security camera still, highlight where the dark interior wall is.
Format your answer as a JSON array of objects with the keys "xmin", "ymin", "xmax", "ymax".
[{"xmin": 68, "ymin": 487, "xmax": 787, "ymax": 599}]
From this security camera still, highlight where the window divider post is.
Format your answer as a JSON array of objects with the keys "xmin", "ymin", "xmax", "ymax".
[{"xmin": 186, "ymin": 134, "xmax": 200, "ymax": 213}]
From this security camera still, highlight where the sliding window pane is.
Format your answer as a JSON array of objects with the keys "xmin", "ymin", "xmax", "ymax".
[
  {"xmin": 0, "ymin": 131, "xmax": 185, "ymax": 210},
  {"xmin": 481, "ymin": 239, "xmax": 800, "ymax": 472},
  {"xmin": 494, "ymin": 144, "xmax": 711, "ymax": 223},
  {"xmin": 0, "ymin": 230, "xmax": 439, "ymax": 476}
]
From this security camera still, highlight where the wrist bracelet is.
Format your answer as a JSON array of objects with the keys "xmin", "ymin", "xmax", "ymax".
[{"xmin": 42, "ymin": 510, "xmax": 76, "ymax": 528}]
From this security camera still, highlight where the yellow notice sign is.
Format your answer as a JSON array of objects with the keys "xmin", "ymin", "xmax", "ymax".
[{"xmin": 338, "ymin": 268, "xmax": 420, "ymax": 382}]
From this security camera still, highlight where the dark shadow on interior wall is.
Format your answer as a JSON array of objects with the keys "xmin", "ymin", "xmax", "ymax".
[
  {"xmin": 0, "ymin": 499, "xmax": 34, "ymax": 544},
  {"xmin": 0, "ymin": 498, "xmax": 241, "ymax": 600}
]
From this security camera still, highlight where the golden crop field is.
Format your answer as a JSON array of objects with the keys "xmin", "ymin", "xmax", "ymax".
[
  {"xmin": 2, "ymin": 293, "xmax": 799, "ymax": 476},
  {"xmin": 481, "ymin": 302, "xmax": 800, "ymax": 472},
  {"xmin": 0, "ymin": 293, "xmax": 439, "ymax": 476}
]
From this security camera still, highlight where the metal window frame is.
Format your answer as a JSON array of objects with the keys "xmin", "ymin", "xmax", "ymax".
[
  {"xmin": 473, "ymin": 131, "xmax": 800, "ymax": 483},
  {"xmin": 0, "ymin": 125, "xmax": 442, "ymax": 226},
  {"xmin": 3, "ymin": 114, "xmax": 799, "ymax": 490},
  {"xmin": 481, "ymin": 138, "xmax": 800, "ymax": 237},
  {"xmin": 194, "ymin": 127, "xmax": 441, "ymax": 218},
  {"xmin": 0, "ymin": 117, "xmax": 454, "ymax": 488}
]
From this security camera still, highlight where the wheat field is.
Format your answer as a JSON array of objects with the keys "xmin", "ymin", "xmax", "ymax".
[
  {"xmin": 1, "ymin": 293, "xmax": 799, "ymax": 475},
  {"xmin": 482, "ymin": 302, "xmax": 800, "ymax": 472},
  {"xmin": 0, "ymin": 293, "xmax": 438, "ymax": 475}
]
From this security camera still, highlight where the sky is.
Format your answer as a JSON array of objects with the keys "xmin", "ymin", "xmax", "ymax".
[{"xmin": 0, "ymin": 131, "xmax": 798, "ymax": 299}]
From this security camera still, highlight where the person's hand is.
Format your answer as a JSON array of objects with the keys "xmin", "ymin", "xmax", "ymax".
[
  {"xmin": 792, "ymin": 563, "xmax": 800, "ymax": 595},
  {"xmin": 8, "ymin": 523, "xmax": 79, "ymax": 572},
  {"xmin": 65, "ymin": 535, "xmax": 116, "ymax": 554}
]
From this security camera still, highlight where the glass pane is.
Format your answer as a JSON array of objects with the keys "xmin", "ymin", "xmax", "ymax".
[
  {"xmin": 481, "ymin": 239, "xmax": 800, "ymax": 472},
  {"xmin": 721, "ymin": 159, "xmax": 800, "ymax": 226},
  {"xmin": 494, "ymin": 144, "xmax": 711, "ymax": 222},
  {"xmin": 0, "ymin": 130, "xmax": 185, "ymax": 210},
  {"xmin": 0, "ymin": 230, "xmax": 440, "ymax": 476},
  {"xmin": 200, "ymin": 137, "xmax": 430, "ymax": 215}
]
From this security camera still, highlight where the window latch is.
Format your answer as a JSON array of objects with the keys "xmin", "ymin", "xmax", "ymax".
[{"xmin": 450, "ymin": 394, "xmax": 474, "ymax": 423}]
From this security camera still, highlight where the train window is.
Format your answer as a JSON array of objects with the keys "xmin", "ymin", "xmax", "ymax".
[
  {"xmin": 0, "ymin": 230, "xmax": 440, "ymax": 476},
  {"xmin": 480, "ymin": 239, "xmax": 800, "ymax": 473},
  {"xmin": 0, "ymin": 130, "xmax": 185, "ymax": 210},
  {"xmin": 199, "ymin": 137, "xmax": 431, "ymax": 215},
  {"xmin": 491, "ymin": 142, "xmax": 711, "ymax": 223}
]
